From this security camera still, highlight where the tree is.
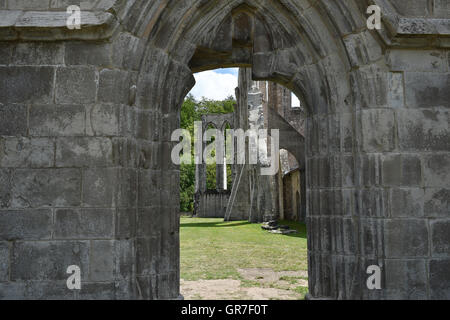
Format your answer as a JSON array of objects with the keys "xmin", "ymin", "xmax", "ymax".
[{"xmin": 179, "ymin": 95, "xmax": 236, "ymax": 212}]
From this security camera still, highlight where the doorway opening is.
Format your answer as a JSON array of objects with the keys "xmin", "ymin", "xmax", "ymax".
[{"xmin": 178, "ymin": 68, "xmax": 309, "ymax": 300}]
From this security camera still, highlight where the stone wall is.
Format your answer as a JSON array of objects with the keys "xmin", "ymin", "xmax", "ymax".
[
  {"xmin": 0, "ymin": 0, "xmax": 448, "ymax": 300},
  {"xmin": 196, "ymin": 191, "xmax": 230, "ymax": 219}
]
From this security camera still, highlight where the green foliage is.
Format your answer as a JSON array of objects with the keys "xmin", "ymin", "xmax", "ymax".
[{"xmin": 179, "ymin": 94, "xmax": 236, "ymax": 212}]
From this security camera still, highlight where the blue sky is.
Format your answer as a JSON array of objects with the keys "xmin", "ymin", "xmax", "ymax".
[{"xmin": 214, "ymin": 68, "xmax": 239, "ymax": 76}]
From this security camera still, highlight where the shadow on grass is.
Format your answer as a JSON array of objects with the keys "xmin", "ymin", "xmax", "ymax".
[
  {"xmin": 276, "ymin": 220, "xmax": 308, "ymax": 239},
  {"xmin": 180, "ymin": 221, "xmax": 252, "ymax": 228}
]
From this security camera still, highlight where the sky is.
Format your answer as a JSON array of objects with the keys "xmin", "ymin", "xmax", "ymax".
[
  {"xmin": 189, "ymin": 67, "xmax": 301, "ymax": 107},
  {"xmin": 189, "ymin": 68, "xmax": 239, "ymax": 101}
]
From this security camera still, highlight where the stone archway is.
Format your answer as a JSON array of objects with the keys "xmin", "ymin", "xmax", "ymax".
[{"xmin": 0, "ymin": 0, "xmax": 448, "ymax": 300}]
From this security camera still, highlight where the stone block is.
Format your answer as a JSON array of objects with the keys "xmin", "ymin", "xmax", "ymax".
[
  {"xmin": 82, "ymin": 168, "xmax": 117, "ymax": 208},
  {"xmin": 137, "ymin": 208, "xmax": 162, "ymax": 238},
  {"xmin": 431, "ymin": 219, "xmax": 450, "ymax": 256},
  {"xmin": 77, "ymin": 282, "xmax": 115, "ymax": 300},
  {"xmin": 54, "ymin": 208, "xmax": 114, "ymax": 239},
  {"xmin": 387, "ymin": 72, "xmax": 404, "ymax": 108},
  {"xmin": 0, "ymin": 137, "xmax": 54, "ymax": 167},
  {"xmin": 423, "ymin": 154, "xmax": 450, "ymax": 187},
  {"xmin": 384, "ymin": 219, "xmax": 429, "ymax": 257},
  {"xmin": 114, "ymin": 239, "xmax": 134, "ymax": 279},
  {"xmin": 390, "ymin": 0, "xmax": 430, "ymax": 16},
  {"xmin": 429, "ymin": 259, "xmax": 450, "ymax": 299},
  {"xmin": 137, "ymin": 170, "xmax": 160, "ymax": 208},
  {"xmin": 0, "ymin": 209, "xmax": 52, "ymax": 240},
  {"xmin": 382, "ymin": 154, "xmax": 422, "ymax": 187},
  {"xmin": 344, "ymin": 31, "xmax": 382, "ymax": 67},
  {"xmin": 82, "ymin": 168, "xmax": 136, "ymax": 208},
  {"xmin": 424, "ymin": 188, "xmax": 449, "ymax": 217},
  {"xmin": 0, "ymin": 67, "xmax": 54, "ymax": 103},
  {"xmin": 56, "ymin": 137, "xmax": 113, "ymax": 167},
  {"xmin": 355, "ymin": 154, "xmax": 381, "ymax": 187},
  {"xmin": 135, "ymin": 237, "xmax": 158, "ymax": 277},
  {"xmin": 115, "ymin": 208, "xmax": 136, "ymax": 240},
  {"xmin": 360, "ymin": 218, "xmax": 383, "ymax": 256},
  {"xmin": 434, "ymin": 0, "xmax": 450, "ymax": 18},
  {"xmin": 65, "ymin": 41, "xmax": 112, "ymax": 66},
  {"xmin": 391, "ymin": 188, "xmax": 424, "ymax": 218},
  {"xmin": 405, "ymin": 72, "xmax": 450, "ymax": 108},
  {"xmin": 0, "ymin": 242, "xmax": 8, "ymax": 281},
  {"xmin": 0, "ymin": 43, "xmax": 11, "ymax": 65},
  {"xmin": 29, "ymin": 104, "xmax": 85, "ymax": 136},
  {"xmin": 112, "ymin": 138, "xmax": 138, "ymax": 168},
  {"xmin": 0, "ymin": 169, "xmax": 11, "ymax": 208},
  {"xmin": 97, "ymin": 69, "xmax": 131, "ymax": 104},
  {"xmin": 360, "ymin": 109, "xmax": 395, "ymax": 152},
  {"xmin": 87, "ymin": 103, "xmax": 121, "ymax": 137},
  {"xmin": 358, "ymin": 188, "xmax": 388, "ymax": 218},
  {"xmin": 387, "ymin": 49, "xmax": 446, "ymax": 72},
  {"xmin": 8, "ymin": 0, "xmax": 50, "ymax": 10},
  {"xmin": 350, "ymin": 65, "xmax": 388, "ymax": 109},
  {"xmin": 55, "ymin": 66, "xmax": 96, "ymax": 104},
  {"xmin": 11, "ymin": 241, "xmax": 89, "ymax": 281},
  {"xmin": 11, "ymin": 169, "xmax": 81, "ymax": 208},
  {"xmin": 0, "ymin": 103, "xmax": 27, "ymax": 136},
  {"xmin": 112, "ymin": 33, "xmax": 144, "ymax": 71},
  {"xmin": 385, "ymin": 259, "xmax": 427, "ymax": 300},
  {"xmin": 90, "ymin": 240, "xmax": 114, "ymax": 281},
  {"xmin": 12, "ymin": 42, "xmax": 64, "ymax": 65},
  {"xmin": 398, "ymin": 109, "xmax": 449, "ymax": 151}
]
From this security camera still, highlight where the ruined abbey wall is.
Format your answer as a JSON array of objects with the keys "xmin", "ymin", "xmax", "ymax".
[{"xmin": 0, "ymin": 0, "xmax": 448, "ymax": 300}]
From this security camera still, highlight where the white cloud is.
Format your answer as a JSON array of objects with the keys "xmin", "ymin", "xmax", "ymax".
[
  {"xmin": 189, "ymin": 70, "xmax": 238, "ymax": 101},
  {"xmin": 291, "ymin": 92, "xmax": 301, "ymax": 107}
]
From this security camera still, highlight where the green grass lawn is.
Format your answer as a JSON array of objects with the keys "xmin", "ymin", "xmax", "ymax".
[{"xmin": 180, "ymin": 217, "xmax": 309, "ymax": 298}]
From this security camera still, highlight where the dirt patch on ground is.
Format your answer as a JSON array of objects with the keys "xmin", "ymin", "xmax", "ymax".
[{"xmin": 181, "ymin": 268, "xmax": 308, "ymax": 300}]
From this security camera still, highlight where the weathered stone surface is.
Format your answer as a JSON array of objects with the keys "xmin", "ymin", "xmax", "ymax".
[
  {"xmin": 0, "ymin": 67, "xmax": 54, "ymax": 103},
  {"xmin": 423, "ymin": 154, "xmax": 450, "ymax": 188},
  {"xmin": 431, "ymin": 219, "xmax": 450, "ymax": 256},
  {"xmin": 97, "ymin": 69, "xmax": 131, "ymax": 104},
  {"xmin": 385, "ymin": 259, "xmax": 428, "ymax": 300},
  {"xmin": 12, "ymin": 42, "xmax": 64, "ymax": 65},
  {"xmin": 55, "ymin": 66, "xmax": 96, "ymax": 104},
  {"xmin": 384, "ymin": 219, "xmax": 429, "ymax": 258},
  {"xmin": 405, "ymin": 73, "xmax": 450, "ymax": 108},
  {"xmin": 65, "ymin": 41, "xmax": 112, "ymax": 66},
  {"xmin": 0, "ymin": 0, "xmax": 448, "ymax": 301},
  {"xmin": 29, "ymin": 104, "xmax": 85, "ymax": 137},
  {"xmin": 0, "ymin": 209, "xmax": 52, "ymax": 240},
  {"xmin": 11, "ymin": 241, "xmax": 89, "ymax": 281},
  {"xmin": 0, "ymin": 137, "xmax": 54, "ymax": 167},
  {"xmin": 82, "ymin": 168, "xmax": 136, "ymax": 208},
  {"xmin": 382, "ymin": 154, "xmax": 422, "ymax": 187},
  {"xmin": 90, "ymin": 240, "xmax": 114, "ymax": 281},
  {"xmin": 387, "ymin": 49, "xmax": 447, "ymax": 72},
  {"xmin": 429, "ymin": 259, "xmax": 450, "ymax": 299},
  {"xmin": 87, "ymin": 103, "xmax": 121, "ymax": 137},
  {"xmin": 398, "ymin": 109, "xmax": 449, "ymax": 151},
  {"xmin": 390, "ymin": 188, "xmax": 424, "ymax": 218},
  {"xmin": 359, "ymin": 109, "xmax": 395, "ymax": 152},
  {"xmin": 11, "ymin": 169, "xmax": 81, "ymax": 208},
  {"xmin": 55, "ymin": 137, "xmax": 113, "ymax": 167},
  {"xmin": 0, "ymin": 169, "xmax": 11, "ymax": 208},
  {"xmin": 424, "ymin": 188, "xmax": 450, "ymax": 217},
  {"xmin": 0, "ymin": 242, "xmax": 8, "ymax": 281},
  {"xmin": 0, "ymin": 103, "xmax": 27, "ymax": 136},
  {"xmin": 54, "ymin": 209, "xmax": 114, "ymax": 239}
]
